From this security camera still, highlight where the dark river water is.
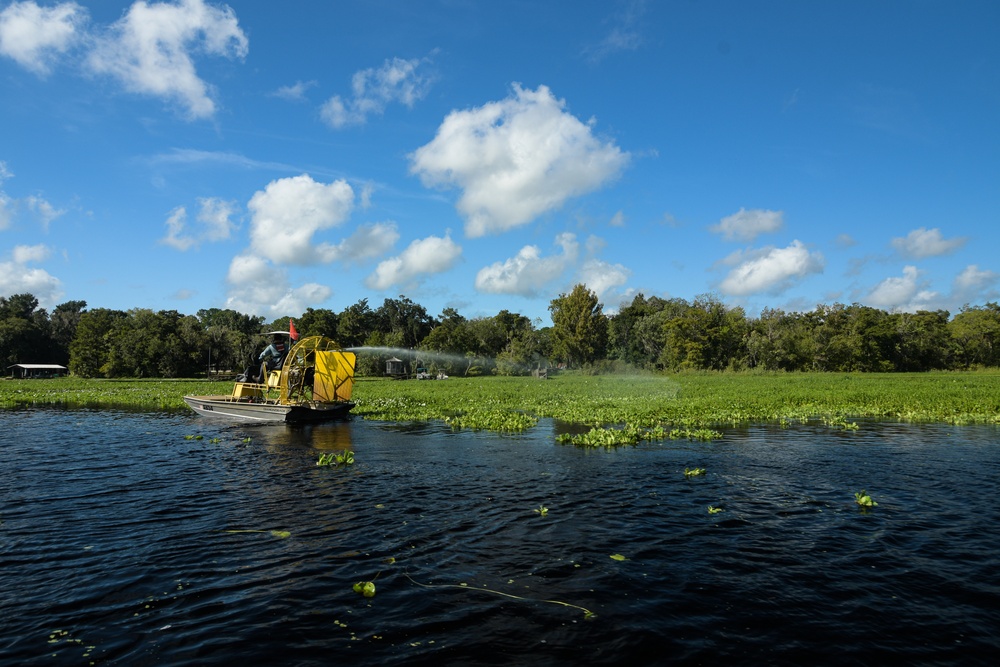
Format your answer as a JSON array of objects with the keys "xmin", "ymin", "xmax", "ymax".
[{"xmin": 2, "ymin": 408, "xmax": 1000, "ymax": 666}]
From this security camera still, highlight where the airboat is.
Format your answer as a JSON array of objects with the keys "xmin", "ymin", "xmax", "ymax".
[{"xmin": 183, "ymin": 335, "xmax": 356, "ymax": 422}]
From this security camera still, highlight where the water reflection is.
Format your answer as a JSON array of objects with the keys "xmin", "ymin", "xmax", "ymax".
[{"xmin": 241, "ymin": 419, "xmax": 355, "ymax": 451}]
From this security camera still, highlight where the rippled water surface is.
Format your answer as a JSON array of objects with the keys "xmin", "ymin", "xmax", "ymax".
[{"xmin": 2, "ymin": 408, "xmax": 1000, "ymax": 665}]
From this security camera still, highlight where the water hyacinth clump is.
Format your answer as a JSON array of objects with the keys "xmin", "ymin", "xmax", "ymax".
[
  {"xmin": 317, "ymin": 451, "xmax": 355, "ymax": 467},
  {"xmin": 855, "ymin": 490, "xmax": 878, "ymax": 508},
  {"xmin": 555, "ymin": 424, "xmax": 723, "ymax": 448}
]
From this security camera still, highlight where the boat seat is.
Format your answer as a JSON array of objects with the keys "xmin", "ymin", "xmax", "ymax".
[{"xmin": 266, "ymin": 370, "xmax": 281, "ymax": 389}]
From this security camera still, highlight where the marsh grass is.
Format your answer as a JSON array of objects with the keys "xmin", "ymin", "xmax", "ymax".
[
  {"xmin": 0, "ymin": 377, "xmax": 229, "ymax": 411},
  {"xmin": 4, "ymin": 371, "xmax": 1000, "ymax": 434}
]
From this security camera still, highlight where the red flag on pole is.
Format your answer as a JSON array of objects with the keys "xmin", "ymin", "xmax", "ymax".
[{"xmin": 289, "ymin": 319, "xmax": 299, "ymax": 341}]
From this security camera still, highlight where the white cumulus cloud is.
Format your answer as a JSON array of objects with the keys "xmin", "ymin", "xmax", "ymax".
[
  {"xmin": 718, "ymin": 240, "xmax": 824, "ymax": 296},
  {"xmin": 223, "ymin": 253, "xmax": 331, "ymax": 317},
  {"xmin": 579, "ymin": 257, "xmax": 630, "ymax": 303},
  {"xmin": 319, "ymin": 221, "xmax": 399, "ymax": 265},
  {"xmin": 866, "ymin": 265, "xmax": 938, "ymax": 312},
  {"xmin": 475, "ymin": 232, "xmax": 579, "ymax": 296},
  {"xmin": 24, "ymin": 195, "xmax": 65, "ymax": 230},
  {"xmin": 711, "ymin": 208, "xmax": 784, "ymax": 242},
  {"xmin": 366, "ymin": 232, "xmax": 462, "ymax": 291},
  {"xmin": 410, "ymin": 84, "xmax": 629, "ymax": 237},
  {"xmin": 12, "ymin": 242, "xmax": 50, "ymax": 263},
  {"xmin": 86, "ymin": 0, "xmax": 248, "ymax": 120},
  {"xmin": 271, "ymin": 79, "xmax": 316, "ymax": 102},
  {"xmin": 247, "ymin": 174, "xmax": 354, "ymax": 266},
  {"xmin": 952, "ymin": 264, "xmax": 999, "ymax": 305},
  {"xmin": 321, "ymin": 56, "xmax": 431, "ymax": 128},
  {"xmin": 0, "ymin": 192, "xmax": 12, "ymax": 230},
  {"xmin": 160, "ymin": 206, "xmax": 194, "ymax": 251},
  {"xmin": 1, "ymin": 244, "xmax": 61, "ymax": 306},
  {"xmin": 954, "ymin": 264, "xmax": 998, "ymax": 292},
  {"xmin": 890, "ymin": 227, "xmax": 967, "ymax": 258},
  {"xmin": 159, "ymin": 197, "xmax": 236, "ymax": 251},
  {"xmin": 0, "ymin": 0, "xmax": 85, "ymax": 75}
]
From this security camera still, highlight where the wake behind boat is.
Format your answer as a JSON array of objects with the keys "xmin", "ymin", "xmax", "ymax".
[{"xmin": 184, "ymin": 335, "xmax": 356, "ymax": 423}]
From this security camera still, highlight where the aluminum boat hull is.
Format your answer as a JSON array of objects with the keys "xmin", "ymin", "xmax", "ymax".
[{"xmin": 183, "ymin": 395, "xmax": 354, "ymax": 423}]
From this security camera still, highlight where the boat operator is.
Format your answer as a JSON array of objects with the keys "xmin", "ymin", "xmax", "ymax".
[{"xmin": 258, "ymin": 334, "xmax": 287, "ymax": 379}]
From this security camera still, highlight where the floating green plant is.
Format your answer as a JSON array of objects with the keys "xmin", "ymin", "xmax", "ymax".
[
  {"xmin": 352, "ymin": 581, "xmax": 376, "ymax": 598},
  {"xmin": 609, "ymin": 553, "xmax": 627, "ymax": 561},
  {"xmin": 183, "ymin": 434, "xmax": 203, "ymax": 440},
  {"xmin": 854, "ymin": 490, "xmax": 878, "ymax": 508},
  {"xmin": 684, "ymin": 467, "xmax": 706, "ymax": 477},
  {"xmin": 823, "ymin": 415, "xmax": 859, "ymax": 430},
  {"xmin": 556, "ymin": 424, "xmax": 722, "ymax": 449},
  {"xmin": 534, "ymin": 505, "xmax": 548, "ymax": 516},
  {"xmin": 708, "ymin": 505, "xmax": 724, "ymax": 514},
  {"xmin": 317, "ymin": 450, "xmax": 355, "ymax": 467}
]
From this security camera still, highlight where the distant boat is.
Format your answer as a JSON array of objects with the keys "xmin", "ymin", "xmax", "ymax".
[{"xmin": 184, "ymin": 335, "xmax": 356, "ymax": 422}]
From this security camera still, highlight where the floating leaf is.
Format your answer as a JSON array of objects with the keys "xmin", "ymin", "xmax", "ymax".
[
  {"xmin": 684, "ymin": 467, "xmax": 706, "ymax": 477},
  {"xmin": 269, "ymin": 530, "xmax": 291, "ymax": 539},
  {"xmin": 353, "ymin": 581, "xmax": 376, "ymax": 598},
  {"xmin": 708, "ymin": 505, "xmax": 724, "ymax": 514},
  {"xmin": 533, "ymin": 505, "xmax": 548, "ymax": 516},
  {"xmin": 318, "ymin": 450, "xmax": 355, "ymax": 467},
  {"xmin": 854, "ymin": 490, "xmax": 878, "ymax": 508},
  {"xmin": 610, "ymin": 553, "xmax": 627, "ymax": 561}
]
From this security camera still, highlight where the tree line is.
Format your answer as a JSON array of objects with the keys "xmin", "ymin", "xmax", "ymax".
[{"xmin": 3, "ymin": 287, "xmax": 1000, "ymax": 378}]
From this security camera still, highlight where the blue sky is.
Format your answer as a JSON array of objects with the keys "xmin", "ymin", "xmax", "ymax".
[{"xmin": 1, "ymin": 0, "xmax": 998, "ymax": 325}]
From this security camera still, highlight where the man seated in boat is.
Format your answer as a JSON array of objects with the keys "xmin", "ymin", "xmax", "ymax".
[{"xmin": 257, "ymin": 334, "xmax": 287, "ymax": 380}]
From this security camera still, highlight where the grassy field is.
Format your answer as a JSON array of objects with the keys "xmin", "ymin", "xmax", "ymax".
[{"xmin": 3, "ymin": 371, "xmax": 1000, "ymax": 435}]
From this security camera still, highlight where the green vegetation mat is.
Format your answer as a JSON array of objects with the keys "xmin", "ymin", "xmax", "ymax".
[
  {"xmin": 0, "ymin": 378, "xmax": 229, "ymax": 411},
  {"xmin": 4, "ymin": 372, "xmax": 1000, "ymax": 437}
]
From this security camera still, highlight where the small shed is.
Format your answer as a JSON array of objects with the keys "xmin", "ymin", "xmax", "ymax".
[
  {"xmin": 385, "ymin": 357, "xmax": 408, "ymax": 378},
  {"xmin": 8, "ymin": 364, "xmax": 68, "ymax": 379}
]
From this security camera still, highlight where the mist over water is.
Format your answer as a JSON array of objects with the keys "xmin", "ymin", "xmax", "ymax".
[{"xmin": 346, "ymin": 346, "xmax": 497, "ymax": 370}]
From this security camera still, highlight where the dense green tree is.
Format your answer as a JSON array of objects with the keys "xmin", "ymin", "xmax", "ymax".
[
  {"xmin": 0, "ymin": 293, "xmax": 49, "ymax": 367},
  {"xmin": 660, "ymin": 294, "xmax": 747, "ymax": 371},
  {"xmin": 746, "ymin": 308, "xmax": 815, "ymax": 371},
  {"xmin": 608, "ymin": 294, "xmax": 684, "ymax": 368},
  {"xmin": 491, "ymin": 310, "xmax": 542, "ymax": 375},
  {"xmin": 549, "ymin": 284, "xmax": 608, "ymax": 367},
  {"xmin": 337, "ymin": 299, "xmax": 376, "ymax": 348},
  {"xmin": 101, "ymin": 309, "xmax": 206, "ymax": 378},
  {"xmin": 0, "ymin": 293, "xmax": 40, "ymax": 321},
  {"xmin": 419, "ymin": 308, "xmax": 478, "ymax": 375},
  {"xmin": 948, "ymin": 303, "xmax": 1000, "ymax": 368},
  {"xmin": 197, "ymin": 307, "xmax": 265, "ymax": 373},
  {"xmin": 890, "ymin": 310, "xmax": 952, "ymax": 371},
  {"xmin": 811, "ymin": 304, "xmax": 895, "ymax": 372},
  {"xmin": 374, "ymin": 296, "xmax": 434, "ymax": 349},
  {"xmin": 48, "ymin": 300, "xmax": 87, "ymax": 365},
  {"xmin": 69, "ymin": 308, "xmax": 127, "ymax": 377},
  {"xmin": 296, "ymin": 307, "xmax": 339, "ymax": 339}
]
